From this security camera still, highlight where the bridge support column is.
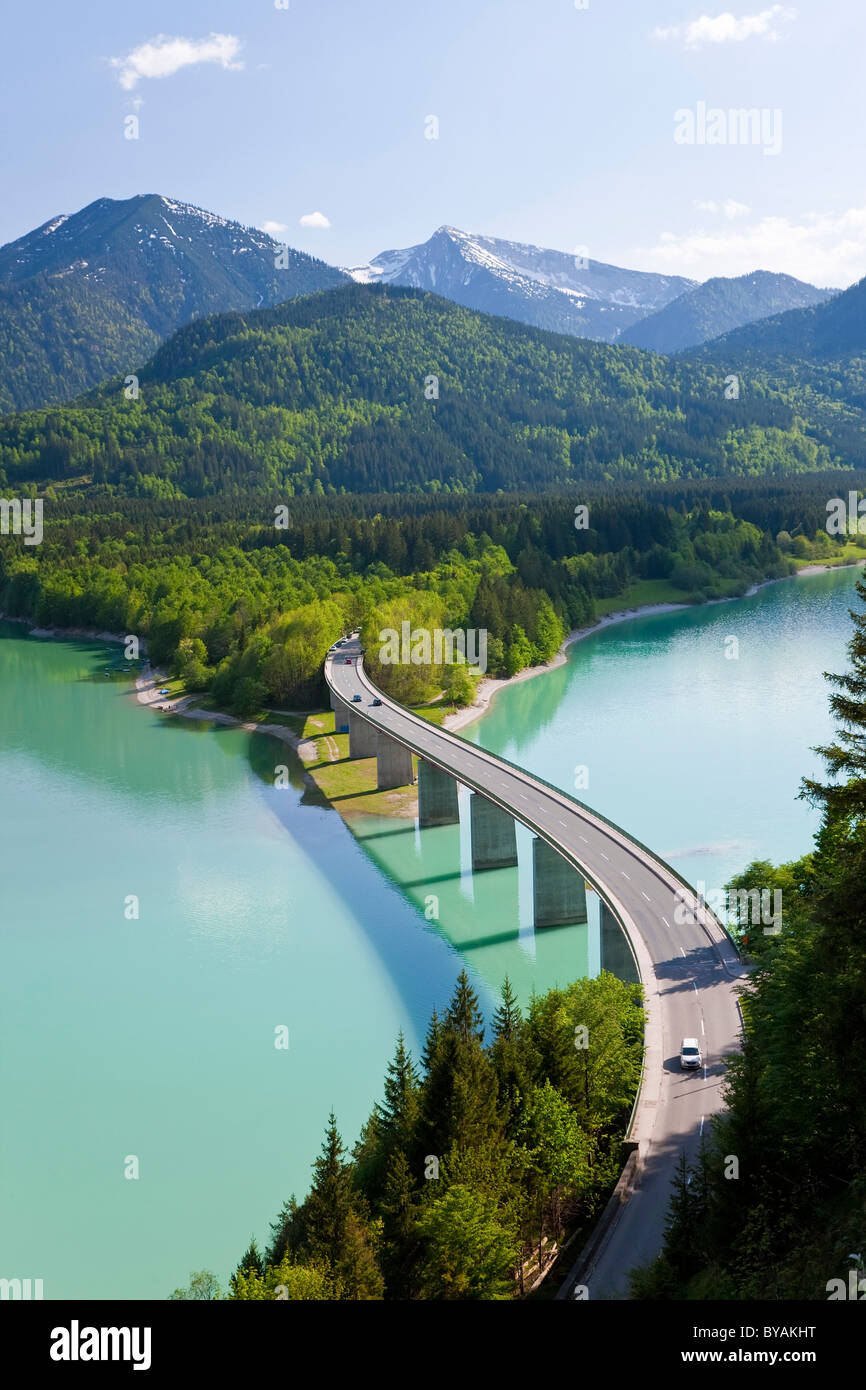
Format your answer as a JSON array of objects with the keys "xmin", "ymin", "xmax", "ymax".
[
  {"xmin": 348, "ymin": 710, "xmax": 378, "ymax": 758},
  {"xmin": 532, "ymin": 838, "xmax": 588, "ymax": 928},
  {"xmin": 601, "ymin": 903, "xmax": 640, "ymax": 983},
  {"xmin": 377, "ymin": 732, "xmax": 415, "ymax": 790},
  {"xmin": 470, "ymin": 793, "xmax": 518, "ymax": 871},
  {"xmin": 588, "ymin": 894, "xmax": 602, "ymax": 977},
  {"xmin": 417, "ymin": 760, "xmax": 459, "ymax": 828},
  {"xmin": 332, "ymin": 697, "xmax": 351, "ymax": 734}
]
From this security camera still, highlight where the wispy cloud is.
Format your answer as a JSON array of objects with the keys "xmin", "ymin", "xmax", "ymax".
[
  {"xmin": 635, "ymin": 206, "xmax": 866, "ymax": 287},
  {"xmin": 299, "ymin": 212, "xmax": 331, "ymax": 229},
  {"xmin": 653, "ymin": 6, "xmax": 796, "ymax": 48},
  {"xmin": 260, "ymin": 220, "xmax": 287, "ymax": 235},
  {"xmin": 110, "ymin": 34, "xmax": 243, "ymax": 91},
  {"xmin": 694, "ymin": 199, "xmax": 751, "ymax": 218}
]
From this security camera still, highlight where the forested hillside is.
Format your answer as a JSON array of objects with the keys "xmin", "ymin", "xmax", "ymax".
[
  {"xmin": 0, "ymin": 284, "xmax": 850, "ymax": 499},
  {"xmin": 0, "ymin": 194, "xmax": 347, "ymax": 413},
  {"xmin": 0, "ymin": 486, "xmax": 803, "ymax": 712},
  {"xmin": 171, "ymin": 969, "xmax": 644, "ymax": 1299}
]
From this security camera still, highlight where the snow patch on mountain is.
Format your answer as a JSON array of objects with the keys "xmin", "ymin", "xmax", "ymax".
[{"xmin": 344, "ymin": 226, "xmax": 697, "ymax": 342}]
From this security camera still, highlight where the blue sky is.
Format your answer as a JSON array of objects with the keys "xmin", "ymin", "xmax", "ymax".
[{"xmin": 2, "ymin": 1, "xmax": 865, "ymax": 285}]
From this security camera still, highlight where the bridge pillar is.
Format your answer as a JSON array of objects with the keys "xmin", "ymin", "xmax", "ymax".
[
  {"xmin": 417, "ymin": 760, "xmax": 459, "ymax": 828},
  {"xmin": 588, "ymin": 894, "xmax": 602, "ymax": 977},
  {"xmin": 377, "ymin": 732, "xmax": 415, "ymax": 790},
  {"xmin": 601, "ymin": 903, "xmax": 640, "ymax": 983},
  {"xmin": 348, "ymin": 710, "xmax": 378, "ymax": 759},
  {"xmin": 470, "ymin": 793, "xmax": 518, "ymax": 871},
  {"xmin": 532, "ymin": 838, "xmax": 588, "ymax": 928},
  {"xmin": 332, "ymin": 697, "xmax": 351, "ymax": 734}
]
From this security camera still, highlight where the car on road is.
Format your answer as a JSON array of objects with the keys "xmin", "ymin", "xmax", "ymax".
[
  {"xmin": 680, "ymin": 1037, "xmax": 702, "ymax": 1071},
  {"xmin": 345, "ymin": 658, "xmax": 352, "ymax": 665},
  {"xmin": 352, "ymin": 694, "xmax": 362, "ymax": 702},
  {"xmin": 371, "ymin": 698, "xmax": 382, "ymax": 706}
]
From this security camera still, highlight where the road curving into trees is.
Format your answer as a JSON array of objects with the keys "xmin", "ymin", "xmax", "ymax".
[{"xmin": 326, "ymin": 635, "xmax": 746, "ymax": 1297}]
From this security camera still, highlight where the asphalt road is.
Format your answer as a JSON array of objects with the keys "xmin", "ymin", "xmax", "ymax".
[{"xmin": 326, "ymin": 635, "xmax": 745, "ymax": 1298}]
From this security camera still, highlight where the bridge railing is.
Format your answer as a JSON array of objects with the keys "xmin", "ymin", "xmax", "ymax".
[
  {"xmin": 460, "ymin": 731, "xmax": 740, "ymax": 957},
  {"xmin": 335, "ymin": 652, "xmax": 739, "ymax": 960}
]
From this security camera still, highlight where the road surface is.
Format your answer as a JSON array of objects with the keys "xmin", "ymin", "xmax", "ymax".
[{"xmin": 326, "ymin": 635, "xmax": 745, "ymax": 1297}]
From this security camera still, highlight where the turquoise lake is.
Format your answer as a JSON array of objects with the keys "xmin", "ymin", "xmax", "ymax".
[{"xmin": 0, "ymin": 564, "xmax": 861, "ymax": 1298}]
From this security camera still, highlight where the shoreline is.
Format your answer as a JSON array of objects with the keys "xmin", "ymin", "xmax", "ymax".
[
  {"xmin": 6, "ymin": 555, "xmax": 865, "ymax": 824},
  {"xmin": 442, "ymin": 558, "xmax": 866, "ymax": 733},
  {"xmin": 134, "ymin": 660, "xmax": 322, "ymax": 761},
  {"xmin": 442, "ymin": 600, "xmax": 692, "ymax": 733}
]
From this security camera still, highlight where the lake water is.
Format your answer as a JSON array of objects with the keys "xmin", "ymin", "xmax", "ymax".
[{"xmin": 0, "ymin": 565, "xmax": 861, "ymax": 1298}]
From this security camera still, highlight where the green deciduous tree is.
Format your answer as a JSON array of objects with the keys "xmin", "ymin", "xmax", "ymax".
[{"xmin": 414, "ymin": 1184, "xmax": 518, "ymax": 1300}]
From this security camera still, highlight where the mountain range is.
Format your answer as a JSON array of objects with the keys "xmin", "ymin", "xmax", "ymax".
[{"xmin": 0, "ymin": 193, "xmax": 853, "ymax": 418}]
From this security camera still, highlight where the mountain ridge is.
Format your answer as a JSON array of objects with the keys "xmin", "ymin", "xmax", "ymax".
[
  {"xmin": 0, "ymin": 194, "xmax": 347, "ymax": 413},
  {"xmin": 345, "ymin": 225, "xmax": 696, "ymax": 342},
  {"xmin": 621, "ymin": 270, "xmax": 837, "ymax": 354},
  {"xmin": 0, "ymin": 281, "xmax": 854, "ymax": 501}
]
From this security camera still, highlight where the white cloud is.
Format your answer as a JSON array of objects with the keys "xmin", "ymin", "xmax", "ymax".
[
  {"xmin": 653, "ymin": 6, "xmax": 796, "ymax": 48},
  {"xmin": 260, "ymin": 220, "xmax": 287, "ymax": 235},
  {"xmin": 299, "ymin": 211, "xmax": 331, "ymax": 229},
  {"xmin": 694, "ymin": 198, "xmax": 751, "ymax": 218},
  {"xmin": 111, "ymin": 33, "xmax": 243, "ymax": 91},
  {"xmin": 635, "ymin": 206, "xmax": 866, "ymax": 287}
]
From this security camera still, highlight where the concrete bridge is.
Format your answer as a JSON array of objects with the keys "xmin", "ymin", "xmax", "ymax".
[{"xmin": 325, "ymin": 634, "xmax": 745, "ymax": 1298}]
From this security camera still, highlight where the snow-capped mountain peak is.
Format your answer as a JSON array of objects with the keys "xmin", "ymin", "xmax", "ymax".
[{"xmin": 345, "ymin": 227, "xmax": 696, "ymax": 341}]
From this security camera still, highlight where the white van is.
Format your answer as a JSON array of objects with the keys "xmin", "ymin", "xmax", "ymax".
[{"xmin": 680, "ymin": 1037, "xmax": 702, "ymax": 1070}]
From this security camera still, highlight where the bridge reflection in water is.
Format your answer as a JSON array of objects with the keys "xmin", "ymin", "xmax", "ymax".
[{"xmin": 330, "ymin": 684, "xmax": 639, "ymax": 986}]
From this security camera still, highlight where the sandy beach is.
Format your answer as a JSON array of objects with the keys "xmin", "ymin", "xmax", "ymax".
[
  {"xmin": 441, "ymin": 600, "xmax": 691, "ymax": 733},
  {"xmin": 134, "ymin": 661, "xmax": 322, "ymax": 764}
]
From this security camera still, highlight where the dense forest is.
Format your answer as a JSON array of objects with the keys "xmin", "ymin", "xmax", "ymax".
[
  {"xmin": 0, "ymin": 483, "xmax": 810, "ymax": 711},
  {"xmin": 0, "ymin": 284, "xmax": 859, "ymax": 499},
  {"xmin": 169, "ymin": 969, "xmax": 643, "ymax": 1300},
  {"xmin": 631, "ymin": 576, "xmax": 866, "ymax": 1299}
]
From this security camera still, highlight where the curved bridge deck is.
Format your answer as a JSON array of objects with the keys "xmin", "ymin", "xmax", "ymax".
[{"xmin": 325, "ymin": 634, "xmax": 744, "ymax": 1297}]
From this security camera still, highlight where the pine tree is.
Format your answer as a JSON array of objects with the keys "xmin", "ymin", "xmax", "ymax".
[
  {"xmin": 234, "ymin": 1236, "xmax": 263, "ymax": 1280},
  {"xmin": 447, "ymin": 969, "xmax": 485, "ymax": 1045},
  {"xmin": 266, "ymin": 1194, "xmax": 303, "ymax": 1266},
  {"xmin": 803, "ymin": 575, "xmax": 866, "ymax": 816},
  {"xmin": 421, "ymin": 1007, "xmax": 445, "ymax": 1075},
  {"xmin": 303, "ymin": 1112, "xmax": 355, "ymax": 1271},
  {"xmin": 380, "ymin": 1031, "xmax": 421, "ymax": 1152},
  {"xmin": 490, "ymin": 979, "xmax": 535, "ymax": 1133},
  {"xmin": 491, "ymin": 976, "xmax": 521, "ymax": 1042},
  {"xmin": 419, "ymin": 974, "xmax": 504, "ymax": 1162},
  {"xmin": 380, "ymin": 1148, "xmax": 420, "ymax": 1299}
]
